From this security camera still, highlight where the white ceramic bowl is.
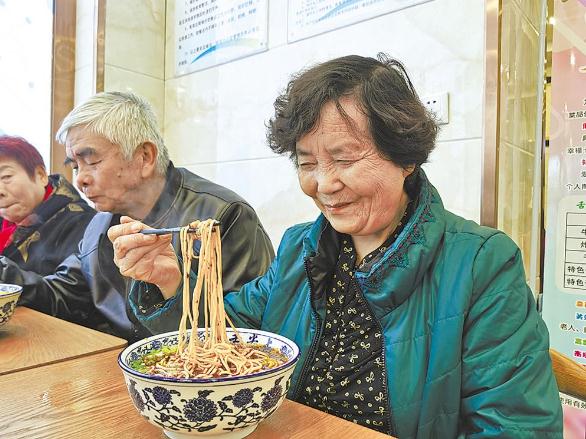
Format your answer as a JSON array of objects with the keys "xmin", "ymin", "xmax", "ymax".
[
  {"xmin": 118, "ymin": 328, "xmax": 300, "ymax": 439},
  {"xmin": 0, "ymin": 284, "xmax": 22, "ymax": 327}
]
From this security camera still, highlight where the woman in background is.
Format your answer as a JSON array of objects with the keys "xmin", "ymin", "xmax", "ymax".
[
  {"xmin": 109, "ymin": 54, "xmax": 562, "ymax": 438},
  {"xmin": 0, "ymin": 136, "xmax": 95, "ymax": 276}
]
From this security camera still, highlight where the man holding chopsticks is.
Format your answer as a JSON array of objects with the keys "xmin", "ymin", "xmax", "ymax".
[{"xmin": 0, "ymin": 91, "xmax": 274, "ymax": 342}]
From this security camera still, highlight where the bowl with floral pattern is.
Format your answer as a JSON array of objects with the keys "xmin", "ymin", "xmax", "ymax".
[
  {"xmin": 118, "ymin": 328, "xmax": 300, "ymax": 439},
  {"xmin": 0, "ymin": 284, "xmax": 22, "ymax": 327}
]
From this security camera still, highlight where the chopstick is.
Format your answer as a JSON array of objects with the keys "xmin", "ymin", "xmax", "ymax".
[{"xmin": 140, "ymin": 221, "xmax": 220, "ymax": 236}]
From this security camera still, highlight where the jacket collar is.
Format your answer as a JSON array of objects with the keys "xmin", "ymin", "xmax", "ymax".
[
  {"xmin": 302, "ymin": 169, "xmax": 446, "ymax": 318},
  {"xmin": 10, "ymin": 174, "xmax": 82, "ymax": 231},
  {"xmin": 142, "ymin": 162, "xmax": 182, "ymax": 227}
]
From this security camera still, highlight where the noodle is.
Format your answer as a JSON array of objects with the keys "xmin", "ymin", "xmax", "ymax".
[{"xmin": 135, "ymin": 219, "xmax": 285, "ymax": 379}]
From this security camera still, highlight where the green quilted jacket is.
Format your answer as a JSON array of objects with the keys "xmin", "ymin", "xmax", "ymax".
[{"xmin": 133, "ymin": 172, "xmax": 563, "ymax": 438}]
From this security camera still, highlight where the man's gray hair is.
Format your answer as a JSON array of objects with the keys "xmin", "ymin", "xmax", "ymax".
[{"xmin": 56, "ymin": 91, "xmax": 170, "ymax": 175}]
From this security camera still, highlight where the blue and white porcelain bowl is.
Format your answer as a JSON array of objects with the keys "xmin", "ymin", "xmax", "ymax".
[
  {"xmin": 0, "ymin": 284, "xmax": 22, "ymax": 327},
  {"xmin": 118, "ymin": 328, "xmax": 300, "ymax": 439}
]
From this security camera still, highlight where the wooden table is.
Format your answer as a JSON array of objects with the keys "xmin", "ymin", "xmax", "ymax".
[
  {"xmin": 0, "ymin": 306, "xmax": 127, "ymax": 375},
  {"xmin": 0, "ymin": 349, "xmax": 391, "ymax": 438}
]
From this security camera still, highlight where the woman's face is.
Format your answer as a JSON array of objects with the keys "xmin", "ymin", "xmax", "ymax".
[
  {"xmin": 296, "ymin": 98, "xmax": 412, "ymax": 239},
  {"xmin": 0, "ymin": 158, "xmax": 47, "ymax": 224}
]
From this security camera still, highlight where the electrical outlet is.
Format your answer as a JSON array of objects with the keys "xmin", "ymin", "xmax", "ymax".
[{"xmin": 422, "ymin": 92, "xmax": 449, "ymax": 125}]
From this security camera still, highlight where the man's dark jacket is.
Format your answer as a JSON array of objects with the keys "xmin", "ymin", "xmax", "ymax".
[
  {"xmin": 1, "ymin": 164, "xmax": 274, "ymax": 341},
  {"xmin": 1, "ymin": 174, "xmax": 95, "ymax": 276}
]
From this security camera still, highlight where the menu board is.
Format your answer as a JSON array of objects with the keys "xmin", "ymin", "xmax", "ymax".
[
  {"xmin": 543, "ymin": 2, "xmax": 586, "ymax": 435},
  {"xmin": 558, "ymin": 204, "xmax": 586, "ymax": 293},
  {"xmin": 287, "ymin": 0, "xmax": 433, "ymax": 42},
  {"xmin": 175, "ymin": 0, "xmax": 268, "ymax": 76},
  {"xmin": 542, "ymin": 0, "xmax": 586, "ymax": 367}
]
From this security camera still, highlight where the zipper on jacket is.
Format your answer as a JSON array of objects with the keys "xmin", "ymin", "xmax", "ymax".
[
  {"xmin": 292, "ymin": 256, "xmax": 324, "ymax": 400},
  {"xmin": 353, "ymin": 277, "xmax": 397, "ymax": 437}
]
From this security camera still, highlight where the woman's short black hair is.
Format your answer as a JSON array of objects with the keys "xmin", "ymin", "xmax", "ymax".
[{"xmin": 267, "ymin": 53, "xmax": 438, "ymax": 176}]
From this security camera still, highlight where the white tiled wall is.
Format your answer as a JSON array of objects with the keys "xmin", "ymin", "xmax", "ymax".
[
  {"xmin": 104, "ymin": 0, "xmax": 165, "ymax": 80},
  {"xmin": 423, "ymin": 139, "xmax": 483, "ymax": 222},
  {"xmin": 163, "ymin": 0, "xmax": 485, "ymax": 246},
  {"xmin": 103, "ymin": 0, "xmax": 166, "ymax": 123}
]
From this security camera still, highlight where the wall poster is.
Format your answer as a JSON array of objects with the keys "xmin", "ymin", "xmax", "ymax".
[
  {"xmin": 175, "ymin": 0, "xmax": 268, "ymax": 76},
  {"xmin": 542, "ymin": 0, "xmax": 586, "ymax": 436},
  {"xmin": 287, "ymin": 0, "xmax": 434, "ymax": 42}
]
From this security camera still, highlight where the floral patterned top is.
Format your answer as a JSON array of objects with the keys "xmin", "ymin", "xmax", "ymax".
[{"xmin": 298, "ymin": 203, "xmax": 413, "ymax": 434}]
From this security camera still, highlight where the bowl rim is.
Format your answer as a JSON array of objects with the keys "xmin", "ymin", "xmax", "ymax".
[
  {"xmin": 118, "ymin": 328, "xmax": 300, "ymax": 384},
  {"xmin": 0, "ymin": 284, "xmax": 22, "ymax": 298}
]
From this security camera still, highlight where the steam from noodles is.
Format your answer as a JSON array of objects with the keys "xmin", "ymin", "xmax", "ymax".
[{"xmin": 141, "ymin": 219, "xmax": 281, "ymax": 379}]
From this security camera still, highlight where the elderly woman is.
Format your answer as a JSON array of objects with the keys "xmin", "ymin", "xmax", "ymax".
[
  {"xmin": 0, "ymin": 136, "xmax": 95, "ymax": 276},
  {"xmin": 109, "ymin": 55, "xmax": 562, "ymax": 438}
]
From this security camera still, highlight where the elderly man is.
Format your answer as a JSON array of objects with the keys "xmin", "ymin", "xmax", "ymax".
[{"xmin": 0, "ymin": 91, "xmax": 274, "ymax": 341}]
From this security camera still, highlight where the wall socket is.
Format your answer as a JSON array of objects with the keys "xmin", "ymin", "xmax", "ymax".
[{"xmin": 422, "ymin": 92, "xmax": 449, "ymax": 125}]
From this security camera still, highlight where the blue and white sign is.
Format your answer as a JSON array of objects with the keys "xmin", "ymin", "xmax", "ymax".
[
  {"xmin": 175, "ymin": 0, "xmax": 268, "ymax": 76},
  {"xmin": 288, "ymin": 0, "xmax": 434, "ymax": 43}
]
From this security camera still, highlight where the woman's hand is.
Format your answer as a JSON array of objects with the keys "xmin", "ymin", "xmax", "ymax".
[{"xmin": 107, "ymin": 216, "xmax": 182, "ymax": 299}]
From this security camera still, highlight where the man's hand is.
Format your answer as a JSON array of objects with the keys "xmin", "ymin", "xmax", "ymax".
[{"xmin": 107, "ymin": 216, "xmax": 182, "ymax": 299}]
